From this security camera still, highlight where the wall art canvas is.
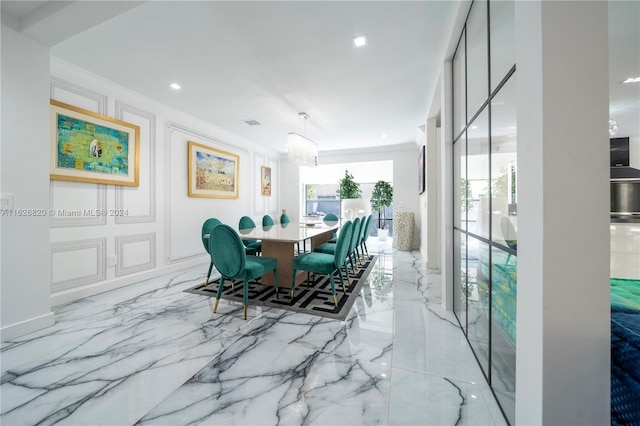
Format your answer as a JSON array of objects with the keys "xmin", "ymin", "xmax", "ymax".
[
  {"xmin": 418, "ymin": 145, "xmax": 425, "ymax": 194},
  {"xmin": 50, "ymin": 100, "xmax": 140, "ymax": 186},
  {"xmin": 188, "ymin": 140, "xmax": 240, "ymax": 199},
  {"xmin": 261, "ymin": 165, "xmax": 272, "ymax": 196}
]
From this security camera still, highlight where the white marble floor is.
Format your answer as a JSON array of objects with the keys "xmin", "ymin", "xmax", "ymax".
[{"xmin": 0, "ymin": 238, "xmax": 506, "ymax": 425}]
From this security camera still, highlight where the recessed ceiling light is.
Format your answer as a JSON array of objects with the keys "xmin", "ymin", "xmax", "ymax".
[
  {"xmin": 381, "ymin": 134, "xmax": 387, "ymax": 138},
  {"xmin": 353, "ymin": 35, "xmax": 367, "ymax": 48},
  {"xmin": 169, "ymin": 83, "xmax": 181, "ymax": 90},
  {"xmin": 621, "ymin": 76, "xmax": 640, "ymax": 84}
]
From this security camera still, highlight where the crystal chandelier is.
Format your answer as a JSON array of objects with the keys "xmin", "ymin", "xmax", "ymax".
[
  {"xmin": 609, "ymin": 119, "xmax": 618, "ymax": 136},
  {"xmin": 287, "ymin": 112, "xmax": 318, "ymax": 167}
]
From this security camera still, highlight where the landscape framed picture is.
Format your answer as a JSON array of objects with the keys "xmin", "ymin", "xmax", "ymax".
[
  {"xmin": 418, "ymin": 145, "xmax": 425, "ymax": 194},
  {"xmin": 188, "ymin": 141, "xmax": 240, "ymax": 199},
  {"xmin": 50, "ymin": 100, "xmax": 140, "ymax": 186},
  {"xmin": 261, "ymin": 165, "xmax": 272, "ymax": 196}
]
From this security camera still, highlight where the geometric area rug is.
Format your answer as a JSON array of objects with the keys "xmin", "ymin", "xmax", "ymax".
[{"xmin": 185, "ymin": 255, "xmax": 378, "ymax": 321}]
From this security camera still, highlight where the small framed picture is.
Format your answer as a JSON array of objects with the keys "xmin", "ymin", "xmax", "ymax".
[{"xmin": 261, "ymin": 166, "xmax": 272, "ymax": 196}]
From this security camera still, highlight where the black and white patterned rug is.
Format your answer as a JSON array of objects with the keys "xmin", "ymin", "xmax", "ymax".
[{"xmin": 186, "ymin": 255, "xmax": 378, "ymax": 320}]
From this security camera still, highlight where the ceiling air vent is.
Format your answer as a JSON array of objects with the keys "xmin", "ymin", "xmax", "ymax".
[{"xmin": 244, "ymin": 119, "xmax": 261, "ymax": 126}]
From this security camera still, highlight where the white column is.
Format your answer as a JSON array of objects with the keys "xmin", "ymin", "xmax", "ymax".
[
  {"xmin": 440, "ymin": 61, "xmax": 454, "ymax": 311},
  {"xmin": 1, "ymin": 24, "xmax": 55, "ymax": 340},
  {"xmin": 515, "ymin": 2, "xmax": 610, "ymax": 424},
  {"xmin": 426, "ymin": 118, "xmax": 440, "ymax": 270}
]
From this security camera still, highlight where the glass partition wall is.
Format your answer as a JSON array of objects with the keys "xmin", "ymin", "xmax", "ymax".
[{"xmin": 452, "ymin": 1, "xmax": 516, "ymax": 423}]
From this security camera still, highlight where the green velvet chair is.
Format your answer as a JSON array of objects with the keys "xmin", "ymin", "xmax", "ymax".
[
  {"xmin": 201, "ymin": 218, "xmax": 222, "ymax": 286},
  {"xmin": 324, "ymin": 213, "xmax": 339, "ymax": 243},
  {"xmin": 291, "ymin": 220, "xmax": 354, "ymax": 306},
  {"xmin": 262, "ymin": 215, "xmax": 275, "ymax": 226},
  {"xmin": 345, "ymin": 216, "xmax": 362, "ymax": 276},
  {"xmin": 209, "ymin": 224, "xmax": 278, "ymax": 320},
  {"xmin": 359, "ymin": 214, "xmax": 373, "ymax": 260},
  {"xmin": 239, "ymin": 216, "xmax": 262, "ymax": 254},
  {"xmin": 357, "ymin": 214, "xmax": 372, "ymax": 264},
  {"xmin": 280, "ymin": 213, "xmax": 302, "ymax": 254}
]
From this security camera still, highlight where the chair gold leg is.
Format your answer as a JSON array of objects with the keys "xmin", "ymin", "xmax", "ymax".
[
  {"xmin": 342, "ymin": 284, "xmax": 347, "ymax": 294},
  {"xmin": 290, "ymin": 289, "xmax": 294, "ymax": 299},
  {"xmin": 243, "ymin": 305, "xmax": 248, "ymax": 320},
  {"xmin": 231, "ymin": 281, "xmax": 235, "ymax": 292},
  {"xmin": 214, "ymin": 298, "xmax": 220, "ymax": 313},
  {"xmin": 333, "ymin": 294, "xmax": 338, "ymax": 306}
]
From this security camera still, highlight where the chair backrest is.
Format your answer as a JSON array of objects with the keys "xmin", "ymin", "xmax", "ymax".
[
  {"xmin": 348, "ymin": 217, "xmax": 361, "ymax": 253},
  {"xmin": 361, "ymin": 215, "xmax": 372, "ymax": 243},
  {"xmin": 334, "ymin": 220, "xmax": 354, "ymax": 265},
  {"xmin": 201, "ymin": 218, "xmax": 223, "ymax": 252},
  {"xmin": 324, "ymin": 213, "xmax": 339, "ymax": 223},
  {"xmin": 209, "ymin": 224, "xmax": 246, "ymax": 279},
  {"xmin": 280, "ymin": 213, "xmax": 290, "ymax": 224},
  {"xmin": 262, "ymin": 215, "xmax": 275, "ymax": 226},
  {"xmin": 239, "ymin": 216, "xmax": 256, "ymax": 230}
]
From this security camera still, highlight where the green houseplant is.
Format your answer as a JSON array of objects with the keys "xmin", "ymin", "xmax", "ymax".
[
  {"xmin": 371, "ymin": 180, "xmax": 393, "ymax": 230},
  {"xmin": 336, "ymin": 170, "xmax": 362, "ymax": 199}
]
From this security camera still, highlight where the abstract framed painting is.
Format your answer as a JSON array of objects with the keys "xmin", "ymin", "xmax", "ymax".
[
  {"xmin": 188, "ymin": 141, "xmax": 240, "ymax": 199},
  {"xmin": 50, "ymin": 100, "xmax": 140, "ymax": 186},
  {"xmin": 418, "ymin": 145, "xmax": 425, "ymax": 194},
  {"xmin": 261, "ymin": 165, "xmax": 272, "ymax": 196}
]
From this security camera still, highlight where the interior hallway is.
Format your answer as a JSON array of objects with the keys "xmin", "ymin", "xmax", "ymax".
[{"xmin": 0, "ymin": 238, "xmax": 505, "ymax": 425}]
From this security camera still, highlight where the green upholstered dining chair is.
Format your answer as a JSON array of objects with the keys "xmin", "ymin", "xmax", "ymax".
[
  {"xmin": 345, "ymin": 216, "xmax": 362, "ymax": 276},
  {"xmin": 209, "ymin": 224, "xmax": 278, "ymax": 320},
  {"xmin": 358, "ymin": 215, "xmax": 373, "ymax": 262},
  {"xmin": 291, "ymin": 220, "xmax": 354, "ymax": 306},
  {"xmin": 262, "ymin": 215, "xmax": 275, "ymax": 226},
  {"xmin": 279, "ymin": 213, "xmax": 302, "ymax": 254},
  {"xmin": 239, "ymin": 216, "xmax": 262, "ymax": 254},
  {"xmin": 324, "ymin": 213, "xmax": 339, "ymax": 243},
  {"xmin": 201, "ymin": 218, "xmax": 222, "ymax": 286}
]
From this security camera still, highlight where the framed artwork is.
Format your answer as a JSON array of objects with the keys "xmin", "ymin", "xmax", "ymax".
[
  {"xmin": 418, "ymin": 145, "xmax": 425, "ymax": 194},
  {"xmin": 50, "ymin": 100, "xmax": 140, "ymax": 186},
  {"xmin": 188, "ymin": 141, "xmax": 239, "ymax": 199},
  {"xmin": 261, "ymin": 165, "xmax": 272, "ymax": 196}
]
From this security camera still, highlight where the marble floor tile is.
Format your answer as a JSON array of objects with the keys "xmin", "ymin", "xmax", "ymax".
[
  {"xmin": 1, "ymin": 238, "xmax": 507, "ymax": 425},
  {"xmin": 389, "ymin": 367, "xmax": 506, "ymax": 425}
]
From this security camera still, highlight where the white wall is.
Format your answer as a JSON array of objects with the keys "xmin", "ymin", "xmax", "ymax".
[
  {"xmin": 320, "ymin": 144, "xmax": 420, "ymax": 248},
  {"xmin": 1, "ymin": 25, "xmax": 55, "ymax": 340},
  {"xmin": 46, "ymin": 58, "xmax": 282, "ymax": 307}
]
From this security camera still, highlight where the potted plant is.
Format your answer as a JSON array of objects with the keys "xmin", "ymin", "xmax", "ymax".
[
  {"xmin": 336, "ymin": 170, "xmax": 362, "ymax": 199},
  {"xmin": 371, "ymin": 180, "xmax": 393, "ymax": 240},
  {"xmin": 336, "ymin": 170, "xmax": 364, "ymax": 221}
]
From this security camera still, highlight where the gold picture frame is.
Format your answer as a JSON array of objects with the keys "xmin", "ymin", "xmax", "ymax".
[
  {"xmin": 188, "ymin": 141, "xmax": 240, "ymax": 199},
  {"xmin": 50, "ymin": 100, "xmax": 140, "ymax": 186},
  {"xmin": 261, "ymin": 165, "xmax": 272, "ymax": 196}
]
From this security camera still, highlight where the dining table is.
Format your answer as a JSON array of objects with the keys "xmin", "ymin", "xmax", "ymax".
[{"xmin": 238, "ymin": 220, "xmax": 339, "ymax": 287}]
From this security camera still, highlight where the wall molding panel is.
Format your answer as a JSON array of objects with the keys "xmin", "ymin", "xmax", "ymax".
[
  {"xmin": 114, "ymin": 102, "xmax": 157, "ymax": 224},
  {"xmin": 115, "ymin": 233, "xmax": 156, "ymax": 276},
  {"xmin": 50, "ymin": 77, "xmax": 107, "ymax": 114},
  {"xmin": 50, "ymin": 182, "xmax": 107, "ymax": 227},
  {"xmin": 51, "ymin": 238, "xmax": 106, "ymax": 292}
]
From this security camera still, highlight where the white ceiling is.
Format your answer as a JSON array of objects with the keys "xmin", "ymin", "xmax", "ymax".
[{"xmin": 2, "ymin": 0, "xmax": 638, "ymax": 155}]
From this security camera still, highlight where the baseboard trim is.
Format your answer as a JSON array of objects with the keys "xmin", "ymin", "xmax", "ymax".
[
  {"xmin": 1, "ymin": 312, "xmax": 56, "ymax": 343},
  {"xmin": 50, "ymin": 257, "xmax": 208, "ymax": 307}
]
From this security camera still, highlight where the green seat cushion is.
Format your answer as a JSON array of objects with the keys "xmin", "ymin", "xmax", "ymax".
[
  {"xmin": 243, "ymin": 260, "xmax": 266, "ymax": 281},
  {"xmin": 293, "ymin": 252, "xmax": 335, "ymax": 274},
  {"xmin": 611, "ymin": 278, "xmax": 640, "ymax": 310},
  {"xmin": 245, "ymin": 240, "xmax": 262, "ymax": 251},
  {"xmin": 314, "ymin": 243, "xmax": 336, "ymax": 255}
]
